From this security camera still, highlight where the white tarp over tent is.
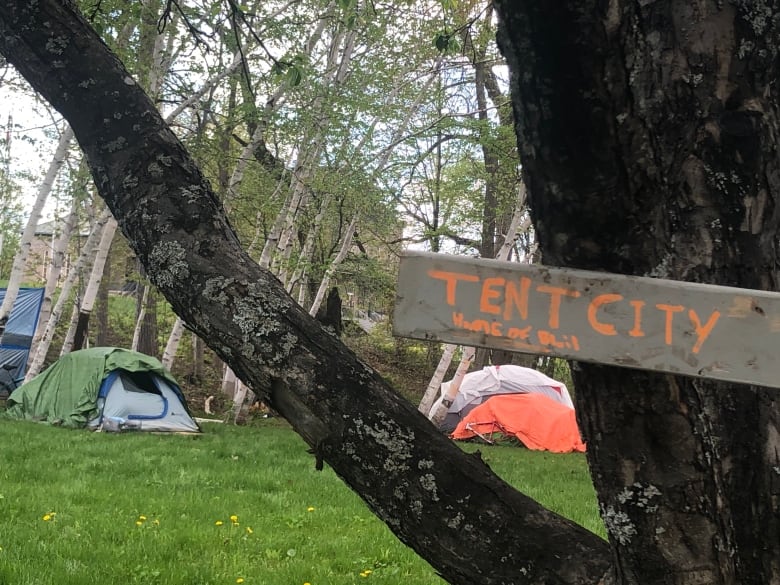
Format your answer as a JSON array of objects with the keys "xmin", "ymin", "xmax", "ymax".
[{"xmin": 429, "ymin": 364, "xmax": 574, "ymax": 432}]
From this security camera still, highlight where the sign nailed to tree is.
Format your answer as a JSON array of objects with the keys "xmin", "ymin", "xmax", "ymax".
[{"xmin": 393, "ymin": 252, "xmax": 780, "ymax": 388}]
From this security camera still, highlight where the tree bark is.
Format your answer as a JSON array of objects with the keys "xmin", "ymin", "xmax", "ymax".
[
  {"xmin": 63, "ymin": 217, "xmax": 117, "ymax": 353},
  {"xmin": 28, "ymin": 194, "xmax": 79, "ymax": 361},
  {"xmin": 494, "ymin": 0, "xmax": 780, "ymax": 583},
  {"xmin": 0, "ymin": 3, "xmax": 612, "ymax": 585},
  {"xmin": 25, "ymin": 209, "xmax": 112, "ymax": 381},
  {"xmin": 161, "ymin": 315, "xmax": 185, "ymax": 370}
]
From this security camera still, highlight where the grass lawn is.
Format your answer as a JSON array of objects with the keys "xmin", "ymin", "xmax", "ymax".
[{"xmin": 0, "ymin": 419, "xmax": 603, "ymax": 585}]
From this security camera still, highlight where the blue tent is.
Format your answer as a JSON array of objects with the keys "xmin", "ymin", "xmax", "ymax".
[{"xmin": 0, "ymin": 288, "xmax": 45, "ymax": 390}]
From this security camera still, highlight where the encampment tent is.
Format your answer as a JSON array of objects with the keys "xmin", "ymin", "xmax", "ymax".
[
  {"xmin": 3, "ymin": 347, "xmax": 200, "ymax": 433},
  {"xmin": 450, "ymin": 393, "xmax": 586, "ymax": 453},
  {"xmin": 429, "ymin": 364, "xmax": 574, "ymax": 433},
  {"xmin": 0, "ymin": 288, "xmax": 45, "ymax": 398}
]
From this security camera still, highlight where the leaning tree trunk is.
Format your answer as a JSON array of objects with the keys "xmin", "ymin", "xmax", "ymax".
[
  {"xmin": 0, "ymin": 4, "xmax": 614, "ymax": 585},
  {"xmin": 25, "ymin": 209, "xmax": 112, "ymax": 380},
  {"xmin": 0, "ymin": 125, "xmax": 73, "ymax": 325},
  {"xmin": 307, "ymin": 214, "xmax": 358, "ymax": 317},
  {"xmin": 62, "ymin": 217, "xmax": 117, "ymax": 353},
  {"xmin": 27, "ymin": 194, "xmax": 78, "ymax": 363},
  {"xmin": 494, "ymin": 1, "xmax": 780, "ymax": 583},
  {"xmin": 161, "ymin": 315, "xmax": 185, "ymax": 370}
]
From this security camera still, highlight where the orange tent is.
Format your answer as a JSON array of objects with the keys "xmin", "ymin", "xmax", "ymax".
[{"xmin": 450, "ymin": 393, "xmax": 586, "ymax": 453}]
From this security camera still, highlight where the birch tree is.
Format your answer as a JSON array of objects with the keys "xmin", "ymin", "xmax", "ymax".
[
  {"xmin": 25, "ymin": 208, "xmax": 112, "ymax": 380},
  {"xmin": 26, "ymin": 192, "xmax": 79, "ymax": 361},
  {"xmin": 59, "ymin": 217, "xmax": 117, "ymax": 354},
  {"xmin": 0, "ymin": 125, "xmax": 74, "ymax": 329}
]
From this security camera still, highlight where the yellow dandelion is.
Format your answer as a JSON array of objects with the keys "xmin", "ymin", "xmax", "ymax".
[
  {"xmin": 236, "ymin": 578, "xmax": 245, "ymax": 584},
  {"xmin": 245, "ymin": 527, "xmax": 253, "ymax": 534},
  {"xmin": 139, "ymin": 515, "xmax": 147, "ymax": 521},
  {"xmin": 304, "ymin": 582, "xmax": 311, "ymax": 585},
  {"xmin": 42, "ymin": 514, "xmax": 53, "ymax": 521},
  {"xmin": 306, "ymin": 506, "xmax": 315, "ymax": 512},
  {"xmin": 135, "ymin": 521, "xmax": 143, "ymax": 526},
  {"xmin": 230, "ymin": 515, "xmax": 238, "ymax": 522},
  {"xmin": 215, "ymin": 520, "xmax": 224, "ymax": 526}
]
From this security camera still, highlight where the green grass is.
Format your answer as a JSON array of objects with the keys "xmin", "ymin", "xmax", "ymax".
[{"xmin": 0, "ymin": 420, "xmax": 603, "ymax": 585}]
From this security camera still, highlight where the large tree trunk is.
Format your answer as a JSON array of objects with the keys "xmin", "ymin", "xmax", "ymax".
[
  {"xmin": 494, "ymin": 1, "xmax": 780, "ymax": 583},
  {"xmin": 0, "ymin": 3, "xmax": 612, "ymax": 585}
]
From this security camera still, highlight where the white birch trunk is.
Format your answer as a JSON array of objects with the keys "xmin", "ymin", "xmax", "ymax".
[
  {"xmin": 261, "ymin": 22, "xmax": 356, "ymax": 275},
  {"xmin": 285, "ymin": 192, "xmax": 332, "ymax": 294},
  {"xmin": 231, "ymin": 380, "xmax": 248, "ymax": 423},
  {"xmin": 296, "ymin": 58, "xmax": 446, "ymax": 319},
  {"xmin": 274, "ymin": 35, "xmax": 357, "ymax": 280},
  {"xmin": 224, "ymin": 4, "xmax": 333, "ymax": 216},
  {"xmin": 418, "ymin": 343, "xmax": 457, "ymax": 415},
  {"xmin": 165, "ymin": 51, "xmax": 243, "ymax": 123},
  {"xmin": 308, "ymin": 213, "xmax": 358, "ymax": 317},
  {"xmin": 221, "ymin": 365, "xmax": 238, "ymax": 399},
  {"xmin": 429, "ymin": 346, "xmax": 476, "ymax": 428},
  {"xmin": 299, "ymin": 60, "xmax": 447, "ymax": 323},
  {"xmin": 26, "ymin": 194, "xmax": 79, "ymax": 363},
  {"xmin": 254, "ymin": 181, "xmax": 290, "ymax": 267},
  {"xmin": 59, "ymin": 217, "xmax": 117, "ymax": 355},
  {"xmin": 270, "ymin": 158, "xmax": 317, "ymax": 282},
  {"xmin": 259, "ymin": 32, "xmax": 437, "ymax": 276},
  {"xmin": 0, "ymin": 125, "xmax": 74, "ymax": 323},
  {"xmin": 130, "ymin": 283, "xmax": 150, "ymax": 351},
  {"xmin": 292, "ymin": 57, "xmax": 445, "ymax": 295},
  {"xmin": 296, "ymin": 268, "xmax": 309, "ymax": 307},
  {"xmin": 161, "ymin": 316, "xmax": 185, "ymax": 370},
  {"xmin": 147, "ymin": 8, "xmax": 178, "ymax": 101},
  {"xmin": 24, "ymin": 209, "xmax": 111, "ymax": 380}
]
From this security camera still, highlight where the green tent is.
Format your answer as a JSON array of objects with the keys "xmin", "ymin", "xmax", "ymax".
[{"xmin": 3, "ymin": 347, "xmax": 200, "ymax": 432}]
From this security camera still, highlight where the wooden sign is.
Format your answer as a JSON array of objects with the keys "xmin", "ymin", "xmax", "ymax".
[{"xmin": 393, "ymin": 251, "xmax": 780, "ymax": 388}]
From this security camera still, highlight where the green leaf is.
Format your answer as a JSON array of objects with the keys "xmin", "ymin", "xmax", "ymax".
[
  {"xmin": 433, "ymin": 33, "xmax": 448, "ymax": 52},
  {"xmin": 271, "ymin": 61, "xmax": 286, "ymax": 76},
  {"xmin": 286, "ymin": 65, "xmax": 303, "ymax": 87}
]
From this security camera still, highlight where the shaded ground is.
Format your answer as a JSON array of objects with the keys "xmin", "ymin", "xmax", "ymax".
[{"xmin": 172, "ymin": 329, "xmax": 446, "ymax": 419}]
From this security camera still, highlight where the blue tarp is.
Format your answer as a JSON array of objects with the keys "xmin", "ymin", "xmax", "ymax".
[{"xmin": 0, "ymin": 288, "xmax": 45, "ymax": 382}]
